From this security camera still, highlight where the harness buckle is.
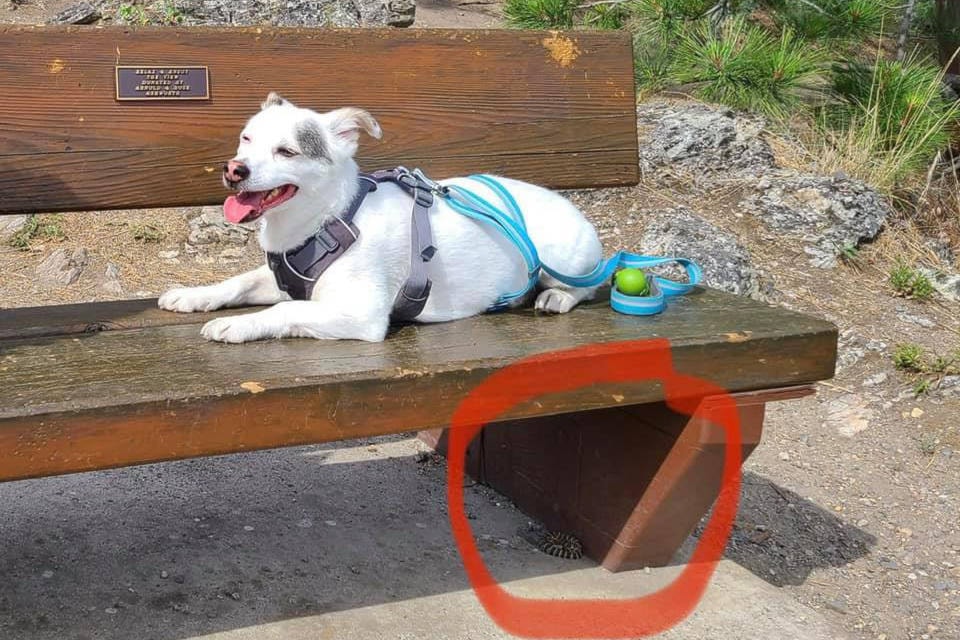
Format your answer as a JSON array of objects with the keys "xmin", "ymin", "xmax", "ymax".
[
  {"xmin": 411, "ymin": 167, "xmax": 449, "ymax": 196},
  {"xmin": 413, "ymin": 188, "xmax": 434, "ymax": 209},
  {"xmin": 314, "ymin": 227, "xmax": 340, "ymax": 253}
]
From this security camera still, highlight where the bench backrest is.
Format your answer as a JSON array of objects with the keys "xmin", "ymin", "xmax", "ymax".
[{"xmin": 0, "ymin": 26, "xmax": 638, "ymax": 215}]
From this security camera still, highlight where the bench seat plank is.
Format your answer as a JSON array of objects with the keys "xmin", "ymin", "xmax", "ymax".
[
  {"xmin": 0, "ymin": 289, "xmax": 836, "ymax": 481},
  {"xmin": 0, "ymin": 26, "xmax": 638, "ymax": 214}
]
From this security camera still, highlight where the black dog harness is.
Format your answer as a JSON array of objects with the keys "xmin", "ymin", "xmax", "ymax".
[{"xmin": 265, "ymin": 167, "xmax": 439, "ymax": 322}]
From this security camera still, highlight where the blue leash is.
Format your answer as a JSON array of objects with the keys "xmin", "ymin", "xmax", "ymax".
[{"xmin": 410, "ymin": 170, "xmax": 702, "ymax": 316}]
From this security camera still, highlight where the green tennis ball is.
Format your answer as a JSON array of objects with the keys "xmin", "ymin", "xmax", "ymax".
[{"xmin": 615, "ymin": 268, "xmax": 649, "ymax": 296}]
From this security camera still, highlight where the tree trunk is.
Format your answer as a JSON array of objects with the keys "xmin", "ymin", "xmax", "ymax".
[
  {"xmin": 936, "ymin": 0, "xmax": 960, "ymax": 73},
  {"xmin": 897, "ymin": 0, "xmax": 917, "ymax": 61}
]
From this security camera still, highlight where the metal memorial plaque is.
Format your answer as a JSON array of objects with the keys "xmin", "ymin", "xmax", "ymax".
[{"xmin": 115, "ymin": 66, "xmax": 210, "ymax": 101}]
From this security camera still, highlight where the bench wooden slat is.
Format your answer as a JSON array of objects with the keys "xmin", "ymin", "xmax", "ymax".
[
  {"xmin": 0, "ymin": 26, "xmax": 638, "ymax": 214},
  {"xmin": 0, "ymin": 289, "xmax": 836, "ymax": 481}
]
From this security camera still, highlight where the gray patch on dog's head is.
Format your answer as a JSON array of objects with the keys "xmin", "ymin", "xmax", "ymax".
[
  {"xmin": 295, "ymin": 119, "xmax": 327, "ymax": 160},
  {"xmin": 261, "ymin": 92, "xmax": 289, "ymax": 110}
]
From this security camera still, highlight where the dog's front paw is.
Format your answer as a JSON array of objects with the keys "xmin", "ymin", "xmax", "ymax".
[
  {"xmin": 159, "ymin": 287, "xmax": 223, "ymax": 313},
  {"xmin": 201, "ymin": 316, "xmax": 263, "ymax": 344}
]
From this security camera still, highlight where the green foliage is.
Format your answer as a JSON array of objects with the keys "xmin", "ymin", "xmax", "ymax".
[
  {"xmin": 503, "ymin": 0, "xmax": 579, "ymax": 28},
  {"xmin": 628, "ymin": 0, "xmax": 714, "ymax": 41},
  {"xmin": 115, "ymin": 1, "xmax": 186, "ymax": 25},
  {"xmin": 893, "ymin": 342, "xmax": 959, "ymax": 398},
  {"xmin": 130, "ymin": 223, "xmax": 166, "ymax": 244},
  {"xmin": 768, "ymin": 0, "xmax": 890, "ymax": 43},
  {"xmin": 931, "ymin": 354, "xmax": 954, "ymax": 373},
  {"xmin": 889, "ymin": 261, "xmax": 936, "ymax": 299},
  {"xmin": 584, "ymin": 3, "xmax": 634, "ymax": 30},
  {"xmin": 831, "ymin": 55, "xmax": 955, "ymax": 161},
  {"xmin": 838, "ymin": 242, "xmax": 862, "ymax": 269},
  {"xmin": 8, "ymin": 214, "xmax": 66, "ymax": 251},
  {"xmin": 809, "ymin": 51, "xmax": 960, "ymax": 191},
  {"xmin": 116, "ymin": 3, "xmax": 149, "ymax": 24},
  {"xmin": 893, "ymin": 343, "xmax": 926, "ymax": 371},
  {"xmin": 633, "ymin": 34, "xmax": 676, "ymax": 95},
  {"xmin": 158, "ymin": 0, "xmax": 184, "ymax": 24},
  {"xmin": 912, "ymin": 0, "xmax": 937, "ymax": 39},
  {"xmin": 668, "ymin": 17, "xmax": 827, "ymax": 117},
  {"xmin": 505, "ymin": 0, "xmax": 957, "ymax": 194}
]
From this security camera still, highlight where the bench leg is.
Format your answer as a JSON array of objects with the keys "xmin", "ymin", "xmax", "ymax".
[{"xmin": 419, "ymin": 386, "xmax": 812, "ymax": 572}]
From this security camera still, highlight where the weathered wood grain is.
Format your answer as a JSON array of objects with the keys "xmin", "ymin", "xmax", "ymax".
[
  {"xmin": 0, "ymin": 288, "xmax": 837, "ymax": 481},
  {"xmin": 0, "ymin": 26, "xmax": 638, "ymax": 214}
]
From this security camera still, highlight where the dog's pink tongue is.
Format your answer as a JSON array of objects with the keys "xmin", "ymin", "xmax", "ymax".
[{"xmin": 223, "ymin": 191, "xmax": 266, "ymax": 224}]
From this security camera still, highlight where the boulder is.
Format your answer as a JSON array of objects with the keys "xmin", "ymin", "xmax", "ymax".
[
  {"xmin": 742, "ymin": 173, "xmax": 892, "ymax": 268},
  {"xmin": 138, "ymin": 0, "xmax": 411, "ymax": 27},
  {"xmin": 36, "ymin": 248, "xmax": 89, "ymax": 286},
  {"xmin": 0, "ymin": 215, "xmax": 28, "ymax": 242},
  {"xmin": 637, "ymin": 102, "xmax": 775, "ymax": 178},
  {"xmin": 49, "ymin": 2, "xmax": 102, "ymax": 24},
  {"xmin": 639, "ymin": 208, "xmax": 772, "ymax": 299},
  {"xmin": 186, "ymin": 207, "xmax": 253, "ymax": 248}
]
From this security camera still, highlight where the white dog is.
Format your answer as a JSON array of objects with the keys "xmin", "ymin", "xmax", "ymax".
[{"xmin": 158, "ymin": 93, "xmax": 604, "ymax": 343}]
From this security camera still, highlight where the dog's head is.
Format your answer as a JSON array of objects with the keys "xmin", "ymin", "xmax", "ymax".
[{"xmin": 222, "ymin": 92, "xmax": 382, "ymax": 224}]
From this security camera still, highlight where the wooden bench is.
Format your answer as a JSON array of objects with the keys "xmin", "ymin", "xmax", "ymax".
[{"xmin": 0, "ymin": 25, "xmax": 837, "ymax": 572}]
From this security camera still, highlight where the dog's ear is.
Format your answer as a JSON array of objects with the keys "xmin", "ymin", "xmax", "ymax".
[
  {"xmin": 261, "ymin": 92, "xmax": 290, "ymax": 110},
  {"xmin": 326, "ymin": 107, "xmax": 382, "ymax": 144}
]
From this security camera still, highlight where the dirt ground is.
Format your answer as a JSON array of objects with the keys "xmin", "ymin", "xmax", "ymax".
[{"xmin": 2, "ymin": 2, "xmax": 960, "ymax": 639}]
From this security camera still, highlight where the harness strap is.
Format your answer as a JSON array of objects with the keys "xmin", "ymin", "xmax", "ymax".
[
  {"xmin": 265, "ymin": 176, "xmax": 376, "ymax": 301},
  {"xmin": 266, "ymin": 169, "xmax": 438, "ymax": 322},
  {"xmin": 439, "ymin": 174, "xmax": 703, "ymax": 315},
  {"xmin": 369, "ymin": 168, "xmax": 437, "ymax": 322}
]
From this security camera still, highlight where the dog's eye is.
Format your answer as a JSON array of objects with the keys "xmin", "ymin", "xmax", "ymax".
[
  {"xmin": 276, "ymin": 147, "xmax": 298, "ymax": 158},
  {"xmin": 241, "ymin": 135, "xmax": 251, "ymax": 144}
]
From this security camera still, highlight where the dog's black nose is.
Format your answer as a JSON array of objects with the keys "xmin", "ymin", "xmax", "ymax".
[{"xmin": 224, "ymin": 160, "xmax": 250, "ymax": 182}]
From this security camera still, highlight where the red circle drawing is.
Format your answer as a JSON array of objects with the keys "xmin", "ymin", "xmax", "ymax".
[{"xmin": 446, "ymin": 338, "xmax": 742, "ymax": 638}]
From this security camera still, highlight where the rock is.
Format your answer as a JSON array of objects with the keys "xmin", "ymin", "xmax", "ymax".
[
  {"xmin": 940, "ymin": 376, "xmax": 960, "ymax": 398},
  {"xmin": 924, "ymin": 235, "xmax": 955, "ymax": 265},
  {"xmin": 824, "ymin": 598, "xmax": 849, "ymax": 615},
  {"xmin": 862, "ymin": 372, "xmax": 888, "ymax": 387},
  {"xmin": 917, "ymin": 268, "xmax": 960, "ymax": 303},
  {"xmin": 101, "ymin": 263, "xmax": 123, "ymax": 295},
  {"xmin": 639, "ymin": 208, "xmax": 772, "ymax": 299},
  {"xmin": 36, "ymin": 248, "xmax": 88, "ymax": 286},
  {"xmin": 187, "ymin": 207, "xmax": 251, "ymax": 247},
  {"xmin": 742, "ymin": 173, "xmax": 893, "ymax": 268},
  {"xmin": 158, "ymin": 249, "xmax": 180, "ymax": 260},
  {"xmin": 636, "ymin": 102, "xmax": 775, "ymax": 178},
  {"xmin": 218, "ymin": 247, "xmax": 246, "ymax": 263},
  {"xmin": 155, "ymin": 0, "xmax": 409, "ymax": 28},
  {"xmin": 898, "ymin": 312, "xmax": 936, "ymax": 329},
  {"xmin": 48, "ymin": 2, "xmax": 101, "ymax": 24},
  {"xmin": 836, "ymin": 329, "xmax": 879, "ymax": 371},
  {"xmin": 386, "ymin": 0, "xmax": 415, "ymax": 26},
  {"xmin": 824, "ymin": 394, "xmax": 872, "ymax": 438},
  {"xmin": 0, "ymin": 215, "xmax": 28, "ymax": 241}
]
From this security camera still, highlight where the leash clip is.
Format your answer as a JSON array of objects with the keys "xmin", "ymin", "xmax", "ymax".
[{"xmin": 411, "ymin": 167, "xmax": 449, "ymax": 197}]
